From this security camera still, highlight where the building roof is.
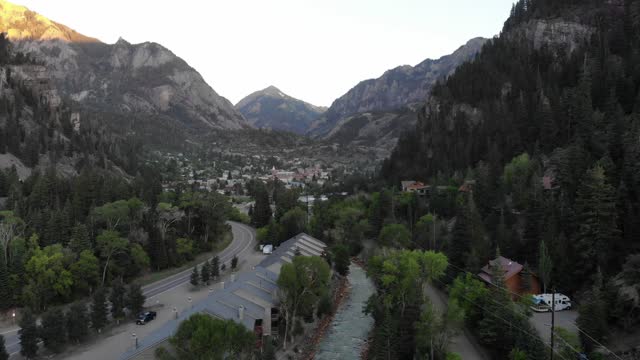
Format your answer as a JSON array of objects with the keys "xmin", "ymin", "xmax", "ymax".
[
  {"xmin": 120, "ymin": 233, "xmax": 327, "ymax": 360},
  {"xmin": 478, "ymin": 256, "xmax": 524, "ymax": 283}
]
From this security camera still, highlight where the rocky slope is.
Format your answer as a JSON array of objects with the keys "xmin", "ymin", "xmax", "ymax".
[
  {"xmin": 0, "ymin": 0, "xmax": 248, "ymax": 139},
  {"xmin": 308, "ymin": 37, "xmax": 487, "ymax": 139},
  {"xmin": 236, "ymin": 86, "xmax": 326, "ymax": 134}
]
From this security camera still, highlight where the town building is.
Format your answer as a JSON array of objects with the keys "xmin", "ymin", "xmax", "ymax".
[{"xmin": 120, "ymin": 233, "xmax": 327, "ymax": 360}]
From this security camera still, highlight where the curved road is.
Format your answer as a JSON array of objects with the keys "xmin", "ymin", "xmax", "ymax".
[{"xmin": 5, "ymin": 221, "xmax": 256, "ymax": 357}]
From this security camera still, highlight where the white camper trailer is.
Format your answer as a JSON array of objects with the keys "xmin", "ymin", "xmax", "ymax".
[{"xmin": 531, "ymin": 293, "xmax": 572, "ymax": 312}]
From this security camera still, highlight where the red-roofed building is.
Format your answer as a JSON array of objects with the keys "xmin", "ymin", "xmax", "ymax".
[
  {"xmin": 401, "ymin": 181, "xmax": 430, "ymax": 195},
  {"xmin": 478, "ymin": 256, "xmax": 541, "ymax": 300}
]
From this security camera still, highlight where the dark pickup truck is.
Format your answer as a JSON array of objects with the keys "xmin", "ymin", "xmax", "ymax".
[{"xmin": 136, "ymin": 311, "xmax": 157, "ymax": 325}]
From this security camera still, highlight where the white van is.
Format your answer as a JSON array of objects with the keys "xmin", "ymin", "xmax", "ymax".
[{"xmin": 531, "ymin": 293, "xmax": 572, "ymax": 312}]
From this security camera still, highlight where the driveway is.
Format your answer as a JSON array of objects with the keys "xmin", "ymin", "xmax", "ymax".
[{"xmin": 530, "ymin": 309, "xmax": 579, "ymax": 344}]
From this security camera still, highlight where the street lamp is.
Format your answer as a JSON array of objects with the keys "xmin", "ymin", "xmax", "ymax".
[
  {"xmin": 188, "ymin": 297, "xmax": 192, "ymax": 309},
  {"xmin": 173, "ymin": 307, "xmax": 177, "ymax": 319},
  {"xmin": 132, "ymin": 333, "xmax": 138, "ymax": 348},
  {"xmin": 11, "ymin": 311, "xmax": 15, "ymax": 325}
]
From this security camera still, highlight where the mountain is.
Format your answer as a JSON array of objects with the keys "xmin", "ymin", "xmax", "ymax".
[
  {"xmin": 308, "ymin": 37, "xmax": 488, "ymax": 140},
  {"xmin": 0, "ymin": 0, "xmax": 249, "ymax": 148},
  {"xmin": 235, "ymin": 86, "xmax": 326, "ymax": 134},
  {"xmin": 0, "ymin": 34, "xmax": 140, "ymax": 178}
]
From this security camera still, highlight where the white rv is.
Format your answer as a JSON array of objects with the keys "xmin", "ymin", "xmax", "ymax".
[{"xmin": 531, "ymin": 293, "xmax": 572, "ymax": 312}]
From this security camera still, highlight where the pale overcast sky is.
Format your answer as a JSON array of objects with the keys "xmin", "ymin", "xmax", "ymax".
[{"xmin": 17, "ymin": 0, "xmax": 513, "ymax": 106}]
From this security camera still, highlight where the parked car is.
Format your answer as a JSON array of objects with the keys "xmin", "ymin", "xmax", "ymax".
[{"xmin": 136, "ymin": 311, "xmax": 157, "ymax": 325}]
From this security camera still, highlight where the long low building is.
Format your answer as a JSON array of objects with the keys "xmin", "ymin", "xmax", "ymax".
[{"xmin": 120, "ymin": 233, "xmax": 327, "ymax": 360}]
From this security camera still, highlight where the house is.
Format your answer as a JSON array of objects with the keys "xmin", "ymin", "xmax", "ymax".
[
  {"xmin": 478, "ymin": 256, "xmax": 541, "ymax": 300},
  {"xmin": 401, "ymin": 181, "xmax": 430, "ymax": 196},
  {"xmin": 458, "ymin": 179, "xmax": 476, "ymax": 193},
  {"xmin": 120, "ymin": 233, "xmax": 328, "ymax": 360}
]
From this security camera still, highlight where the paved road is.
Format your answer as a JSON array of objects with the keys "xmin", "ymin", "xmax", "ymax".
[{"xmin": 5, "ymin": 221, "xmax": 255, "ymax": 357}]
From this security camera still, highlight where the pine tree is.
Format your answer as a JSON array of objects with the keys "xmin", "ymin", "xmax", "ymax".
[
  {"xmin": 200, "ymin": 261, "xmax": 211, "ymax": 285},
  {"xmin": 69, "ymin": 223, "xmax": 91, "ymax": 254},
  {"xmin": 538, "ymin": 241, "xmax": 553, "ymax": 294},
  {"xmin": 90, "ymin": 288, "xmax": 108, "ymax": 333},
  {"xmin": 577, "ymin": 270, "xmax": 608, "ymax": 353},
  {"xmin": 0, "ymin": 253, "xmax": 11, "ymax": 310},
  {"xmin": 126, "ymin": 284, "xmax": 146, "ymax": 317},
  {"xmin": 211, "ymin": 256, "xmax": 220, "ymax": 280},
  {"xmin": 40, "ymin": 307, "xmax": 67, "ymax": 353},
  {"xmin": 372, "ymin": 309, "xmax": 397, "ymax": 360},
  {"xmin": 190, "ymin": 265, "xmax": 200, "ymax": 287},
  {"xmin": 109, "ymin": 279, "xmax": 126, "ymax": 321},
  {"xmin": 574, "ymin": 165, "xmax": 620, "ymax": 280},
  {"xmin": 448, "ymin": 198, "xmax": 472, "ymax": 271},
  {"xmin": 251, "ymin": 187, "xmax": 272, "ymax": 228},
  {"xmin": 19, "ymin": 308, "xmax": 39, "ymax": 359},
  {"xmin": 0, "ymin": 334, "xmax": 8, "ymax": 360},
  {"xmin": 66, "ymin": 302, "xmax": 89, "ymax": 344}
]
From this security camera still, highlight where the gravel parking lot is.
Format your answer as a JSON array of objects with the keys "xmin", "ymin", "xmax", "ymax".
[{"xmin": 530, "ymin": 309, "xmax": 579, "ymax": 343}]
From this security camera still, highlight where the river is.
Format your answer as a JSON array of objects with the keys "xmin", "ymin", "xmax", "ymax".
[{"xmin": 315, "ymin": 264, "xmax": 375, "ymax": 360}]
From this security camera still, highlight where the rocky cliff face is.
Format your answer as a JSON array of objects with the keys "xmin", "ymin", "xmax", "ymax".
[
  {"xmin": 0, "ymin": 0, "xmax": 248, "ymax": 134},
  {"xmin": 236, "ymin": 86, "xmax": 326, "ymax": 134},
  {"xmin": 308, "ymin": 37, "xmax": 488, "ymax": 139}
]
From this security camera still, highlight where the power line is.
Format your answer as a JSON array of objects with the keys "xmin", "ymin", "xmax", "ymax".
[
  {"xmin": 442, "ymin": 260, "xmax": 623, "ymax": 359},
  {"xmin": 571, "ymin": 325, "xmax": 624, "ymax": 360},
  {"xmin": 431, "ymin": 277, "xmax": 572, "ymax": 360},
  {"xmin": 436, "ymin": 271, "xmax": 585, "ymax": 359}
]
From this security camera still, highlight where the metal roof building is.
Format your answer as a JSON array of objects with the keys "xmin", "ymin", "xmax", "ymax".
[{"xmin": 120, "ymin": 233, "xmax": 327, "ymax": 360}]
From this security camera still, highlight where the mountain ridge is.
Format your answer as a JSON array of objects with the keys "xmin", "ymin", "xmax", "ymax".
[
  {"xmin": 307, "ymin": 37, "xmax": 488, "ymax": 139},
  {"xmin": 235, "ymin": 85, "xmax": 326, "ymax": 135},
  {"xmin": 0, "ymin": 0, "xmax": 249, "ymax": 146}
]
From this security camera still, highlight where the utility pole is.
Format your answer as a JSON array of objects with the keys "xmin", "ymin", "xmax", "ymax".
[{"xmin": 550, "ymin": 289, "xmax": 556, "ymax": 360}]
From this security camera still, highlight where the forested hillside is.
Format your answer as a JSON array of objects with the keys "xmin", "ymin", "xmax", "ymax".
[
  {"xmin": 0, "ymin": 34, "xmax": 232, "ymax": 328},
  {"xmin": 377, "ymin": 0, "xmax": 640, "ymax": 357},
  {"xmin": 0, "ymin": 34, "xmax": 142, "ymax": 176}
]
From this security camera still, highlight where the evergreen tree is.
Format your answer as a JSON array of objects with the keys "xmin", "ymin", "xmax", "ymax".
[
  {"xmin": 90, "ymin": 288, "xmax": 108, "ymax": 333},
  {"xmin": 0, "ymin": 252, "xmax": 11, "ymax": 310},
  {"xmin": 448, "ymin": 198, "xmax": 472, "ymax": 271},
  {"xmin": 68, "ymin": 223, "xmax": 91, "ymax": 254},
  {"xmin": 109, "ymin": 279, "xmax": 126, "ymax": 321},
  {"xmin": 190, "ymin": 265, "xmax": 200, "ymax": 287},
  {"xmin": 200, "ymin": 261, "xmax": 210, "ymax": 285},
  {"xmin": 66, "ymin": 302, "xmax": 89, "ymax": 344},
  {"xmin": 40, "ymin": 307, "xmax": 67, "ymax": 353},
  {"xmin": 211, "ymin": 256, "xmax": 220, "ymax": 280},
  {"xmin": 372, "ymin": 309, "xmax": 397, "ymax": 360},
  {"xmin": 538, "ymin": 240, "xmax": 553, "ymax": 294},
  {"xmin": 0, "ymin": 335, "xmax": 8, "ymax": 360},
  {"xmin": 574, "ymin": 165, "xmax": 620, "ymax": 280},
  {"xmin": 18, "ymin": 308, "xmax": 39, "ymax": 359},
  {"xmin": 126, "ymin": 284, "xmax": 146, "ymax": 317},
  {"xmin": 251, "ymin": 186, "xmax": 272, "ymax": 228},
  {"xmin": 577, "ymin": 270, "xmax": 608, "ymax": 353}
]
